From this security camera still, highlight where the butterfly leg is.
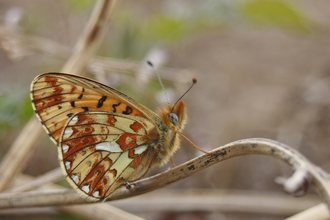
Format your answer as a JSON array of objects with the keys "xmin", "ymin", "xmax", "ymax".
[
  {"xmin": 122, "ymin": 143, "xmax": 161, "ymax": 191},
  {"xmin": 170, "ymin": 156, "xmax": 176, "ymax": 167},
  {"xmin": 122, "ymin": 181, "xmax": 136, "ymax": 190},
  {"xmin": 175, "ymin": 129, "xmax": 218, "ymax": 155},
  {"xmin": 134, "ymin": 143, "xmax": 161, "ymax": 181}
]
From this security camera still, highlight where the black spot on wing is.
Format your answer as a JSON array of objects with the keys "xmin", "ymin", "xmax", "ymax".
[
  {"xmin": 82, "ymin": 107, "xmax": 89, "ymax": 112},
  {"xmin": 67, "ymin": 113, "xmax": 74, "ymax": 118},
  {"xmin": 97, "ymin": 96, "xmax": 107, "ymax": 108},
  {"xmin": 112, "ymin": 102, "xmax": 121, "ymax": 113},
  {"xmin": 78, "ymin": 94, "xmax": 83, "ymax": 99},
  {"xmin": 123, "ymin": 106, "xmax": 133, "ymax": 115},
  {"xmin": 70, "ymin": 101, "xmax": 75, "ymax": 107}
]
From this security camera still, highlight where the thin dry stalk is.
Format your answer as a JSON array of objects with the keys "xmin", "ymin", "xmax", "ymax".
[
  {"xmin": 0, "ymin": 118, "xmax": 44, "ymax": 192},
  {"xmin": 61, "ymin": 0, "xmax": 116, "ymax": 74},
  {"xmin": 0, "ymin": 189, "xmax": 320, "ymax": 216},
  {"xmin": 0, "ymin": 0, "xmax": 140, "ymax": 219},
  {"xmin": 109, "ymin": 189, "xmax": 319, "ymax": 215},
  {"xmin": 1, "ymin": 138, "xmax": 329, "ymax": 220},
  {"xmin": 7, "ymin": 168, "xmax": 63, "ymax": 193},
  {"xmin": 285, "ymin": 203, "xmax": 330, "ymax": 220},
  {"xmin": 3, "ymin": 174, "xmax": 144, "ymax": 220},
  {"xmin": 59, "ymin": 203, "xmax": 145, "ymax": 220},
  {"xmin": 0, "ymin": 0, "xmax": 116, "ymax": 192},
  {"xmin": 0, "ymin": 27, "xmax": 195, "ymax": 84}
]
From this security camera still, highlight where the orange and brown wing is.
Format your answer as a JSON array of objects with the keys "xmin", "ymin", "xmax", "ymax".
[
  {"xmin": 30, "ymin": 73, "xmax": 159, "ymax": 145},
  {"xmin": 59, "ymin": 111, "xmax": 159, "ymax": 201}
]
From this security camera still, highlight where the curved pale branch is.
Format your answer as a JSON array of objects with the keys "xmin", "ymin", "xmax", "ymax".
[{"xmin": 1, "ymin": 138, "xmax": 329, "ymax": 209}]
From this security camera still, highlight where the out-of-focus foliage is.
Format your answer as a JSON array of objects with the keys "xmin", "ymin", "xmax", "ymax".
[
  {"xmin": 0, "ymin": 0, "xmax": 328, "ymax": 219},
  {"xmin": 0, "ymin": 0, "xmax": 315, "ymax": 138},
  {"xmin": 103, "ymin": 0, "xmax": 314, "ymax": 60},
  {"xmin": 239, "ymin": 0, "xmax": 313, "ymax": 33},
  {"xmin": 60, "ymin": 0, "xmax": 94, "ymax": 11},
  {"xmin": 106, "ymin": 0, "xmax": 238, "ymax": 60},
  {"xmin": 20, "ymin": 95, "xmax": 35, "ymax": 121},
  {"xmin": 0, "ymin": 93, "xmax": 34, "ymax": 138}
]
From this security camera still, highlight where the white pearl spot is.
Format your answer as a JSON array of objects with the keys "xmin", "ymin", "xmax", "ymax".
[
  {"xmin": 134, "ymin": 145, "xmax": 148, "ymax": 155},
  {"xmin": 69, "ymin": 115, "xmax": 79, "ymax": 125},
  {"xmin": 63, "ymin": 128, "xmax": 74, "ymax": 139},
  {"xmin": 93, "ymin": 190, "xmax": 100, "ymax": 198},
  {"xmin": 95, "ymin": 142, "xmax": 123, "ymax": 152},
  {"xmin": 82, "ymin": 184, "xmax": 90, "ymax": 193},
  {"xmin": 62, "ymin": 145, "xmax": 69, "ymax": 153},
  {"xmin": 65, "ymin": 161, "xmax": 71, "ymax": 170},
  {"xmin": 72, "ymin": 174, "xmax": 80, "ymax": 184}
]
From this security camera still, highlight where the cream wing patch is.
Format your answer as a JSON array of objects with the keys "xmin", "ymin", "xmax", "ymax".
[
  {"xmin": 95, "ymin": 142, "xmax": 123, "ymax": 152},
  {"xmin": 134, "ymin": 144, "xmax": 148, "ymax": 155}
]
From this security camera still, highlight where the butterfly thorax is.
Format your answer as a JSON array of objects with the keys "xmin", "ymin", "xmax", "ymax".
[{"xmin": 152, "ymin": 101, "xmax": 187, "ymax": 167}]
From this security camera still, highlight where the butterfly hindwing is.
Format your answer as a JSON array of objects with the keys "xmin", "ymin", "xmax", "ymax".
[
  {"xmin": 59, "ymin": 111, "xmax": 158, "ymax": 201},
  {"xmin": 30, "ymin": 73, "xmax": 159, "ymax": 145}
]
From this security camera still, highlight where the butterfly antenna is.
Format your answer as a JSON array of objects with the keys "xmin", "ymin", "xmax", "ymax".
[
  {"xmin": 146, "ymin": 60, "xmax": 170, "ymax": 106},
  {"xmin": 171, "ymin": 78, "xmax": 197, "ymax": 112}
]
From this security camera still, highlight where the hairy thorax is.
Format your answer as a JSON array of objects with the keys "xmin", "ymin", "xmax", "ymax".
[{"xmin": 152, "ymin": 101, "xmax": 187, "ymax": 167}]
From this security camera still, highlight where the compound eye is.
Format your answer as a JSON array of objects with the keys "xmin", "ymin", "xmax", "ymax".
[{"xmin": 169, "ymin": 113, "xmax": 179, "ymax": 125}]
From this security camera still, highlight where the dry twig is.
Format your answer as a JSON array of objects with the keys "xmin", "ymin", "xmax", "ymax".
[
  {"xmin": 1, "ymin": 138, "xmax": 329, "ymax": 217},
  {"xmin": 0, "ymin": 0, "xmax": 116, "ymax": 193},
  {"xmin": 2, "ymin": 173, "xmax": 143, "ymax": 220},
  {"xmin": 0, "ymin": 24, "xmax": 195, "ymax": 85},
  {"xmin": 285, "ymin": 203, "xmax": 330, "ymax": 220},
  {"xmin": 0, "ymin": 189, "xmax": 320, "ymax": 216}
]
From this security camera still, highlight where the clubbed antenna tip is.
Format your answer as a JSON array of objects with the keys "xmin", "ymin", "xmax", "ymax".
[
  {"xmin": 171, "ymin": 77, "xmax": 197, "ymax": 112},
  {"xmin": 146, "ymin": 60, "xmax": 153, "ymax": 67},
  {"xmin": 146, "ymin": 60, "xmax": 170, "ymax": 106}
]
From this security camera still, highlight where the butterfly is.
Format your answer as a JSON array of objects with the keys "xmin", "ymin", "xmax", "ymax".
[{"xmin": 30, "ymin": 71, "xmax": 197, "ymax": 201}]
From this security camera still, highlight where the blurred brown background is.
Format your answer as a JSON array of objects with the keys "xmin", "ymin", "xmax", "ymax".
[{"xmin": 0, "ymin": 0, "xmax": 330, "ymax": 219}]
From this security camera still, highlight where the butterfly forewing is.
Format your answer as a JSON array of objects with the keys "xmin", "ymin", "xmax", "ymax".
[
  {"xmin": 59, "ymin": 111, "xmax": 157, "ymax": 201},
  {"xmin": 30, "ymin": 73, "xmax": 158, "ymax": 145}
]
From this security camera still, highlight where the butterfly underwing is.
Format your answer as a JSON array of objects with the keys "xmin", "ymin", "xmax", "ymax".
[{"xmin": 31, "ymin": 73, "xmax": 187, "ymax": 201}]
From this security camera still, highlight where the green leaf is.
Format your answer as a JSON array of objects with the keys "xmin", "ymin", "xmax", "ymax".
[
  {"xmin": 0, "ymin": 93, "xmax": 34, "ymax": 137},
  {"xmin": 61, "ymin": 0, "xmax": 94, "ymax": 11},
  {"xmin": 239, "ymin": 0, "xmax": 313, "ymax": 33},
  {"xmin": 20, "ymin": 96, "xmax": 35, "ymax": 122},
  {"xmin": 145, "ymin": 14, "xmax": 188, "ymax": 43}
]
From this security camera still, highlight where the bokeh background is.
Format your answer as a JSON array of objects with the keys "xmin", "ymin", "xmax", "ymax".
[{"xmin": 0, "ymin": 0, "xmax": 330, "ymax": 219}]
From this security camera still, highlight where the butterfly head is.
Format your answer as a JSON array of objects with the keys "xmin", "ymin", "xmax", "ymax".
[
  {"xmin": 158, "ymin": 78, "xmax": 196, "ymax": 131},
  {"xmin": 159, "ymin": 100, "xmax": 187, "ymax": 131}
]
